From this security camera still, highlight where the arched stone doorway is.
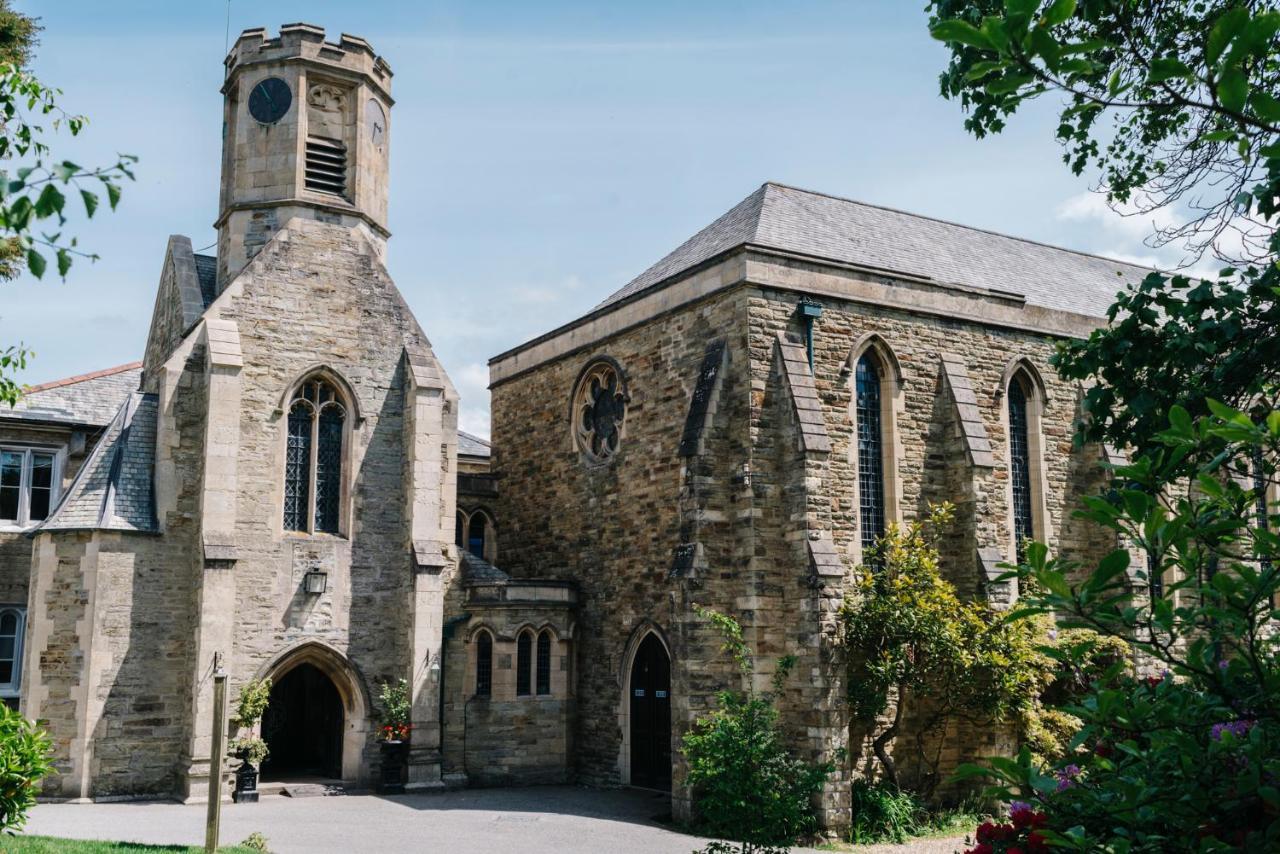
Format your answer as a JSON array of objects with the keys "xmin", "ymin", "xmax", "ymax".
[
  {"xmin": 261, "ymin": 663, "xmax": 343, "ymax": 780},
  {"xmin": 255, "ymin": 641, "xmax": 371, "ymax": 785},
  {"xmin": 622, "ymin": 630, "xmax": 671, "ymax": 790}
]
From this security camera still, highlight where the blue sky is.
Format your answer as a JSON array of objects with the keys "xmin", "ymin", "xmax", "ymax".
[{"xmin": 3, "ymin": 1, "xmax": 1168, "ymax": 437}]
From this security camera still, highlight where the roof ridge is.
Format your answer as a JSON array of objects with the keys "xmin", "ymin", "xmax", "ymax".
[
  {"xmin": 458, "ymin": 430, "xmax": 492, "ymax": 447},
  {"xmin": 24, "ymin": 361, "xmax": 143, "ymax": 394},
  {"xmin": 760, "ymin": 180, "xmax": 1155, "ymax": 274}
]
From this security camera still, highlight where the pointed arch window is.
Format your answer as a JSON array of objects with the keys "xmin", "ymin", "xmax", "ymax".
[
  {"xmin": 516, "ymin": 631, "xmax": 533, "ymax": 697},
  {"xmin": 536, "ymin": 630, "xmax": 552, "ymax": 696},
  {"xmin": 475, "ymin": 630, "xmax": 493, "ymax": 698},
  {"xmin": 1008, "ymin": 375, "xmax": 1036, "ymax": 560},
  {"xmin": 283, "ymin": 377, "xmax": 348, "ymax": 534},
  {"xmin": 855, "ymin": 353, "xmax": 886, "ymax": 558}
]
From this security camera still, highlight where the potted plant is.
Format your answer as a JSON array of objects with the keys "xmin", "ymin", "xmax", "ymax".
[
  {"xmin": 376, "ymin": 678, "xmax": 411, "ymax": 795},
  {"xmin": 228, "ymin": 678, "xmax": 271, "ymax": 803}
]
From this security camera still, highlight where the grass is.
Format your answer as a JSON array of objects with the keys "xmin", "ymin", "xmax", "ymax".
[{"xmin": 1, "ymin": 837, "xmax": 261, "ymax": 853}]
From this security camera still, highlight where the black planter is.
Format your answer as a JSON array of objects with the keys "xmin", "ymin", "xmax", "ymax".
[
  {"xmin": 232, "ymin": 763, "xmax": 259, "ymax": 803},
  {"xmin": 378, "ymin": 740, "xmax": 408, "ymax": 794}
]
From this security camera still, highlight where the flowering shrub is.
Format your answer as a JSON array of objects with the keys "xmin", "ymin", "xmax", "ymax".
[
  {"xmin": 377, "ymin": 678, "xmax": 412, "ymax": 743},
  {"xmin": 963, "ymin": 802, "xmax": 1050, "ymax": 854},
  {"xmin": 955, "ymin": 404, "xmax": 1280, "ymax": 851}
]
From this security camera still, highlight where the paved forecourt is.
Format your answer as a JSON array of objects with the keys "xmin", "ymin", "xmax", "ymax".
[{"xmin": 25, "ymin": 786, "xmax": 966, "ymax": 853}]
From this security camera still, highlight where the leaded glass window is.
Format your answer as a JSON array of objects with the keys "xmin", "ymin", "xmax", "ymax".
[
  {"xmin": 855, "ymin": 353, "xmax": 885, "ymax": 558},
  {"xmin": 467, "ymin": 511, "xmax": 489, "ymax": 558},
  {"xmin": 516, "ymin": 632, "xmax": 532, "ymax": 696},
  {"xmin": 0, "ymin": 448, "xmax": 59, "ymax": 527},
  {"xmin": 0, "ymin": 607, "xmax": 25, "ymax": 700},
  {"xmin": 283, "ymin": 377, "xmax": 347, "ymax": 534},
  {"xmin": 572, "ymin": 359, "xmax": 627, "ymax": 463},
  {"xmin": 536, "ymin": 630, "xmax": 552, "ymax": 696},
  {"xmin": 1008, "ymin": 376, "xmax": 1035, "ymax": 560},
  {"xmin": 475, "ymin": 631, "xmax": 493, "ymax": 698},
  {"xmin": 284, "ymin": 403, "xmax": 312, "ymax": 532}
]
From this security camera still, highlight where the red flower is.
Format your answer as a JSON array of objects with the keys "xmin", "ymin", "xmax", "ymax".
[
  {"xmin": 967, "ymin": 845, "xmax": 993, "ymax": 854},
  {"xmin": 976, "ymin": 822, "xmax": 996, "ymax": 843},
  {"xmin": 1008, "ymin": 847, "xmax": 1025, "ymax": 854},
  {"xmin": 1028, "ymin": 830, "xmax": 1049, "ymax": 852},
  {"xmin": 1030, "ymin": 812, "xmax": 1048, "ymax": 829}
]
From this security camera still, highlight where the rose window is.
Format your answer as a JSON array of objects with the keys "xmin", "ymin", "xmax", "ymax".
[{"xmin": 573, "ymin": 360, "xmax": 627, "ymax": 462}]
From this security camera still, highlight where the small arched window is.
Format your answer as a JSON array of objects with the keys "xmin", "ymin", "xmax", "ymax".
[
  {"xmin": 516, "ymin": 631, "xmax": 532, "ymax": 697},
  {"xmin": 475, "ymin": 630, "xmax": 493, "ymax": 698},
  {"xmin": 0, "ymin": 607, "xmax": 25, "ymax": 701},
  {"xmin": 284, "ymin": 377, "xmax": 347, "ymax": 534},
  {"xmin": 536, "ymin": 630, "xmax": 552, "ymax": 696},
  {"xmin": 455, "ymin": 512, "xmax": 467, "ymax": 549},
  {"xmin": 468, "ymin": 510, "xmax": 490, "ymax": 559},
  {"xmin": 855, "ymin": 352, "xmax": 886, "ymax": 558},
  {"xmin": 1007, "ymin": 374, "xmax": 1035, "ymax": 560}
]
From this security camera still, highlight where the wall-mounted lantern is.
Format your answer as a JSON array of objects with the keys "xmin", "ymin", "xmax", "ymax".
[
  {"xmin": 797, "ymin": 298, "xmax": 823, "ymax": 372},
  {"xmin": 303, "ymin": 568, "xmax": 328, "ymax": 595}
]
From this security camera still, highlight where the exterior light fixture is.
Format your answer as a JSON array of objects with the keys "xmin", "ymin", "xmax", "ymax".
[{"xmin": 303, "ymin": 568, "xmax": 328, "ymax": 595}]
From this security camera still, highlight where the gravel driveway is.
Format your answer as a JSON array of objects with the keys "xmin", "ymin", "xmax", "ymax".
[{"xmin": 26, "ymin": 785, "xmax": 965, "ymax": 854}]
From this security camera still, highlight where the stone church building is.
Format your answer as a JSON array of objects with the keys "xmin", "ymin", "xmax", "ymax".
[{"xmin": 0, "ymin": 24, "xmax": 1145, "ymax": 827}]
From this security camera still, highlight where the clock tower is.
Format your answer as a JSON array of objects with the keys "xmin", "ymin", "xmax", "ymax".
[{"xmin": 215, "ymin": 24, "xmax": 393, "ymax": 288}]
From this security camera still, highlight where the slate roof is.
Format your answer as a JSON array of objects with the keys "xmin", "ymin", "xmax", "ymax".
[
  {"xmin": 598, "ymin": 182, "xmax": 1152, "ymax": 319},
  {"xmin": 459, "ymin": 551, "xmax": 510, "ymax": 584},
  {"xmin": 38, "ymin": 391, "xmax": 158, "ymax": 533},
  {"xmin": 458, "ymin": 431, "xmax": 491, "ymax": 458},
  {"xmin": 4, "ymin": 362, "xmax": 142, "ymax": 427},
  {"xmin": 194, "ymin": 253, "xmax": 218, "ymax": 309}
]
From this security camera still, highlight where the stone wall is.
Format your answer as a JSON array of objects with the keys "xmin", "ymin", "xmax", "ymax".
[
  {"xmin": 491, "ymin": 286, "xmax": 753, "ymax": 805},
  {"xmin": 491, "ymin": 253, "xmax": 1120, "ymax": 828}
]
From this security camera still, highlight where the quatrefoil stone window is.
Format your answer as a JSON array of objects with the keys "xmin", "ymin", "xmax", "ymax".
[{"xmin": 572, "ymin": 359, "xmax": 628, "ymax": 463}]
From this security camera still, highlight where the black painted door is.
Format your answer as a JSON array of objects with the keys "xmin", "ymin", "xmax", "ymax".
[
  {"xmin": 629, "ymin": 634, "xmax": 671, "ymax": 790},
  {"xmin": 261, "ymin": 663, "xmax": 344, "ymax": 780}
]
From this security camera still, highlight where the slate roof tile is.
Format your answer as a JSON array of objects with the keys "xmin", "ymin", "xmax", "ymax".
[{"xmin": 599, "ymin": 182, "xmax": 1151, "ymax": 319}]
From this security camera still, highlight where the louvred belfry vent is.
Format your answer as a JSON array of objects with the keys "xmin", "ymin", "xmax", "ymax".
[{"xmin": 304, "ymin": 136, "xmax": 347, "ymax": 196}]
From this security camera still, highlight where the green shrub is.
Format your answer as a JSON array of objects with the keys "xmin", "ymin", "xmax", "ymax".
[
  {"xmin": 0, "ymin": 704, "xmax": 53, "ymax": 833},
  {"xmin": 231, "ymin": 679, "xmax": 271, "ymax": 728},
  {"xmin": 239, "ymin": 832, "xmax": 270, "ymax": 852},
  {"xmin": 848, "ymin": 780, "xmax": 924, "ymax": 844},
  {"xmin": 682, "ymin": 606, "xmax": 832, "ymax": 850},
  {"xmin": 228, "ymin": 736, "xmax": 269, "ymax": 768}
]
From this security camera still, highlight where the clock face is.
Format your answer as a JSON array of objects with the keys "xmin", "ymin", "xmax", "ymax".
[
  {"xmin": 366, "ymin": 99, "xmax": 386, "ymax": 149},
  {"xmin": 248, "ymin": 77, "xmax": 292, "ymax": 124}
]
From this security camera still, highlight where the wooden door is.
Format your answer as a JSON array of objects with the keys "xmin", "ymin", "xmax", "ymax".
[{"xmin": 629, "ymin": 634, "xmax": 671, "ymax": 790}]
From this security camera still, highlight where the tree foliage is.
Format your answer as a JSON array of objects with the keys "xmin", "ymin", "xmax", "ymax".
[
  {"xmin": 928, "ymin": 0, "xmax": 1280, "ymax": 462},
  {"xmin": 228, "ymin": 678, "xmax": 271, "ymax": 769},
  {"xmin": 0, "ymin": 2, "xmax": 136, "ymax": 406},
  {"xmin": 957, "ymin": 405, "xmax": 1280, "ymax": 850},
  {"xmin": 682, "ymin": 605, "xmax": 832, "ymax": 853},
  {"xmin": 839, "ymin": 504, "xmax": 1053, "ymax": 792}
]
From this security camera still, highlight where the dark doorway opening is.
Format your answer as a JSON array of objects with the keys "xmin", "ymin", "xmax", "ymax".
[
  {"xmin": 629, "ymin": 634, "xmax": 671, "ymax": 790},
  {"xmin": 261, "ymin": 662, "xmax": 344, "ymax": 781}
]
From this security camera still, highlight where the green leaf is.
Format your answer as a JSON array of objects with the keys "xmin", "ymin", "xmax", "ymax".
[
  {"xmin": 32, "ymin": 183, "xmax": 64, "ymax": 219},
  {"xmin": 1251, "ymin": 92, "xmax": 1280, "ymax": 124},
  {"xmin": 986, "ymin": 73, "xmax": 1033, "ymax": 95},
  {"xmin": 55, "ymin": 248, "xmax": 70, "ymax": 278},
  {"xmin": 1217, "ymin": 66, "xmax": 1248, "ymax": 113},
  {"xmin": 1094, "ymin": 549, "xmax": 1131, "ymax": 587},
  {"xmin": 51, "ymin": 161, "xmax": 78, "ymax": 182},
  {"xmin": 1041, "ymin": 0, "xmax": 1076, "ymax": 27},
  {"xmin": 105, "ymin": 181, "xmax": 121, "ymax": 210},
  {"xmin": 1148, "ymin": 57, "xmax": 1193, "ymax": 84},
  {"xmin": 79, "ymin": 189, "xmax": 98, "ymax": 218},
  {"xmin": 1168, "ymin": 405, "xmax": 1192, "ymax": 436},
  {"xmin": 26, "ymin": 248, "xmax": 45, "ymax": 279},
  {"xmin": 1207, "ymin": 7, "xmax": 1249, "ymax": 66},
  {"xmin": 930, "ymin": 19, "xmax": 994, "ymax": 51}
]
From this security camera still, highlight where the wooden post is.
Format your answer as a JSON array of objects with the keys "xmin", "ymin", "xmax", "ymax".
[{"xmin": 205, "ymin": 652, "xmax": 228, "ymax": 853}]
